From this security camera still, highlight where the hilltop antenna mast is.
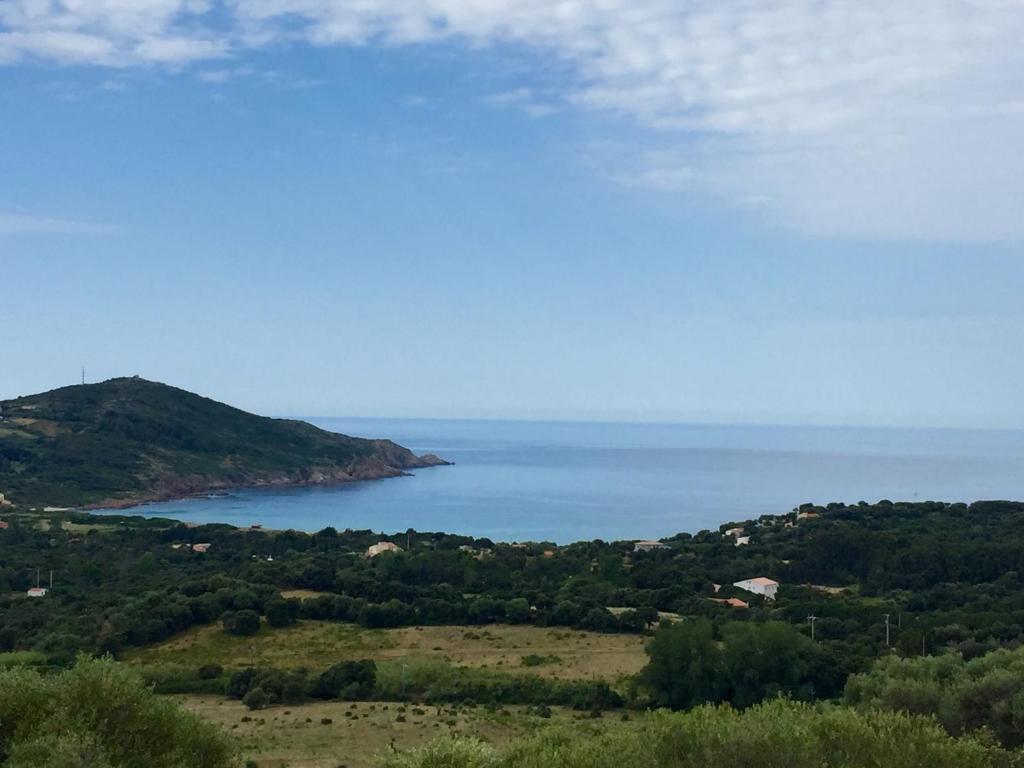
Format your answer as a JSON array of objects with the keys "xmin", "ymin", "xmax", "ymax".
[
  {"xmin": 883, "ymin": 613, "xmax": 891, "ymax": 647},
  {"xmin": 807, "ymin": 614, "xmax": 818, "ymax": 641},
  {"xmin": 81, "ymin": 367, "xmax": 85, "ymax": 385}
]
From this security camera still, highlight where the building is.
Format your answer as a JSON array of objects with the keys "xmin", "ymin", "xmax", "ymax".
[
  {"xmin": 723, "ymin": 527, "xmax": 744, "ymax": 537},
  {"xmin": 733, "ymin": 577, "xmax": 780, "ymax": 600},
  {"xmin": 734, "ymin": 535, "xmax": 751, "ymax": 546},
  {"xmin": 191, "ymin": 542, "xmax": 211, "ymax": 553},
  {"xmin": 797, "ymin": 510, "xmax": 820, "ymax": 521},
  {"xmin": 633, "ymin": 540, "xmax": 671, "ymax": 553},
  {"xmin": 709, "ymin": 597, "xmax": 749, "ymax": 609},
  {"xmin": 0, "ymin": 492, "xmax": 12, "ymax": 507},
  {"xmin": 27, "ymin": 587, "xmax": 48, "ymax": 598},
  {"xmin": 366, "ymin": 541, "xmax": 402, "ymax": 558}
]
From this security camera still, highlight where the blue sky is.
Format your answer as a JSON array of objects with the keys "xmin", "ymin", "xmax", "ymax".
[{"xmin": 2, "ymin": 2, "xmax": 1024, "ymax": 428}]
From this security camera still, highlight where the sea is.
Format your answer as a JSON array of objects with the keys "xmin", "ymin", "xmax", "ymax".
[{"xmin": 107, "ymin": 418, "xmax": 1024, "ymax": 543}]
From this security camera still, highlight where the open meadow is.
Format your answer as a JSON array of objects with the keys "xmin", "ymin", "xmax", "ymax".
[
  {"xmin": 128, "ymin": 620, "xmax": 648, "ymax": 681},
  {"xmin": 177, "ymin": 696, "xmax": 621, "ymax": 768}
]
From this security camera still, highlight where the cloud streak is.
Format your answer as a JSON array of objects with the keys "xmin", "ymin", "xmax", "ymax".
[
  {"xmin": 4, "ymin": 1, "xmax": 1024, "ymax": 240},
  {"xmin": 0, "ymin": 212, "xmax": 122, "ymax": 236}
]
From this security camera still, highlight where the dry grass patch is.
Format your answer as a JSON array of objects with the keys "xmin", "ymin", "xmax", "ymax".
[
  {"xmin": 129, "ymin": 622, "xmax": 647, "ymax": 681},
  {"xmin": 176, "ymin": 695, "xmax": 590, "ymax": 768}
]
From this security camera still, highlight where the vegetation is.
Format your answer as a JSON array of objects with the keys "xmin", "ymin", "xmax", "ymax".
[
  {"xmin": 176, "ymin": 695, "xmax": 587, "ymax": 768},
  {"xmin": 0, "ymin": 377, "xmax": 444, "ymax": 507},
  {"xmin": 844, "ymin": 645, "xmax": 1024, "ymax": 747},
  {"xmin": 380, "ymin": 699, "xmax": 1017, "ymax": 768},
  {"xmin": 0, "ymin": 655, "xmax": 235, "ymax": 767}
]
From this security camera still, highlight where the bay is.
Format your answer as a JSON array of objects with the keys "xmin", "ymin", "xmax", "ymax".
[{"xmin": 112, "ymin": 418, "xmax": 1024, "ymax": 543}]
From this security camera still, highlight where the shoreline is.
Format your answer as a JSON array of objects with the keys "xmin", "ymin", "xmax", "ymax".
[{"xmin": 80, "ymin": 456, "xmax": 452, "ymax": 513}]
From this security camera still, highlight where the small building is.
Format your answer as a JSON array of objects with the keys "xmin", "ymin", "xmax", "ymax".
[
  {"xmin": 733, "ymin": 577, "xmax": 780, "ymax": 601},
  {"xmin": 797, "ymin": 510, "xmax": 820, "ymax": 521},
  {"xmin": 734, "ymin": 535, "xmax": 751, "ymax": 547},
  {"xmin": 366, "ymin": 541, "xmax": 402, "ymax": 558},
  {"xmin": 709, "ymin": 597, "xmax": 749, "ymax": 609},
  {"xmin": 27, "ymin": 587, "xmax": 48, "ymax": 598},
  {"xmin": 0, "ymin": 492, "xmax": 12, "ymax": 507},
  {"xmin": 724, "ymin": 527, "xmax": 744, "ymax": 537},
  {"xmin": 633, "ymin": 540, "xmax": 670, "ymax": 553},
  {"xmin": 191, "ymin": 543, "xmax": 211, "ymax": 553}
]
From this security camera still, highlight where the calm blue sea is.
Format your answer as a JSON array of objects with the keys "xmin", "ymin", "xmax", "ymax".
[{"xmin": 109, "ymin": 419, "xmax": 1024, "ymax": 543}]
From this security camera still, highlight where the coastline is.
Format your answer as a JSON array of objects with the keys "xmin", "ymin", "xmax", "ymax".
[{"xmin": 82, "ymin": 455, "xmax": 451, "ymax": 513}]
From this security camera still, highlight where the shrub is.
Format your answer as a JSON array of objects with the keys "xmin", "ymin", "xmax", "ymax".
[
  {"xmin": 242, "ymin": 687, "xmax": 270, "ymax": 711},
  {"xmin": 0, "ymin": 655, "xmax": 235, "ymax": 767},
  {"xmin": 221, "ymin": 609, "xmax": 261, "ymax": 636},
  {"xmin": 312, "ymin": 660, "xmax": 377, "ymax": 700},
  {"xmin": 383, "ymin": 700, "xmax": 1003, "ymax": 768}
]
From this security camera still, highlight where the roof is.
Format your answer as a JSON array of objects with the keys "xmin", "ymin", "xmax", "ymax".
[{"xmin": 742, "ymin": 577, "xmax": 779, "ymax": 587}]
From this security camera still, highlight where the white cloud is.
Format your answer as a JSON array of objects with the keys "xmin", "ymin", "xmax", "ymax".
[
  {"xmin": 4, "ymin": 1, "xmax": 1024, "ymax": 240},
  {"xmin": 0, "ymin": 212, "xmax": 121, "ymax": 236}
]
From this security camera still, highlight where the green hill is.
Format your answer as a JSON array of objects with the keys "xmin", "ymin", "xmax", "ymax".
[{"xmin": 0, "ymin": 377, "xmax": 447, "ymax": 508}]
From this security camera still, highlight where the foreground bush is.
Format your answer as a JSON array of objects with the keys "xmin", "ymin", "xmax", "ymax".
[
  {"xmin": 844, "ymin": 646, "xmax": 1024, "ymax": 747},
  {"xmin": 381, "ymin": 699, "xmax": 1015, "ymax": 768},
  {"xmin": 0, "ymin": 656, "xmax": 236, "ymax": 767}
]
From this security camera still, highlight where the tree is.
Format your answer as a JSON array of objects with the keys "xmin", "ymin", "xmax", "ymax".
[
  {"xmin": 641, "ymin": 619, "xmax": 724, "ymax": 709},
  {"xmin": 221, "ymin": 609, "xmax": 261, "ymax": 636},
  {"xmin": 505, "ymin": 598, "xmax": 532, "ymax": 624},
  {"xmin": 264, "ymin": 598, "xmax": 300, "ymax": 628},
  {"xmin": 312, "ymin": 660, "xmax": 377, "ymax": 700},
  {"xmin": 721, "ymin": 621, "xmax": 827, "ymax": 708}
]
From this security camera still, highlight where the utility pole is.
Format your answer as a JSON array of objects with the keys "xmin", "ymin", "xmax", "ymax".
[
  {"xmin": 883, "ymin": 613, "xmax": 891, "ymax": 647},
  {"xmin": 49, "ymin": 570, "xmax": 53, "ymax": 590},
  {"xmin": 807, "ymin": 614, "xmax": 818, "ymax": 641},
  {"xmin": 81, "ymin": 367, "xmax": 85, "ymax": 385}
]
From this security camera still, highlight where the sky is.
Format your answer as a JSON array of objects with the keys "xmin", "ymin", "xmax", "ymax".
[{"xmin": 2, "ymin": 1, "xmax": 1024, "ymax": 428}]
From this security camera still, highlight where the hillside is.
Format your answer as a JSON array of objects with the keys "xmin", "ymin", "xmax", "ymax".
[{"xmin": 0, "ymin": 377, "xmax": 447, "ymax": 507}]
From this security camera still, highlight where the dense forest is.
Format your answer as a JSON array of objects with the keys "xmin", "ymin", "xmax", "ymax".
[{"xmin": 4, "ymin": 499, "xmax": 1024, "ymax": 685}]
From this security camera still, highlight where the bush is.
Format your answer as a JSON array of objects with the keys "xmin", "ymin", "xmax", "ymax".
[
  {"xmin": 221, "ymin": 609, "xmax": 261, "ymax": 636},
  {"xmin": 265, "ymin": 598, "xmax": 300, "ymax": 628},
  {"xmin": 312, "ymin": 660, "xmax": 377, "ymax": 700},
  {"xmin": 242, "ymin": 687, "xmax": 270, "ymax": 711},
  {"xmin": 198, "ymin": 663, "xmax": 224, "ymax": 680},
  {"xmin": 844, "ymin": 645, "xmax": 1024, "ymax": 747},
  {"xmin": 382, "ymin": 699, "xmax": 1005, "ymax": 768},
  {"xmin": 0, "ymin": 655, "xmax": 235, "ymax": 767}
]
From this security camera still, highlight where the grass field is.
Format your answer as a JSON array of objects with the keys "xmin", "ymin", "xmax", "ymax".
[
  {"xmin": 178, "ymin": 695, "xmax": 618, "ymax": 768},
  {"xmin": 128, "ymin": 621, "xmax": 648, "ymax": 681}
]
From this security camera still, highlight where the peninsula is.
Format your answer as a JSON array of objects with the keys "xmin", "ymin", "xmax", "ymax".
[{"xmin": 0, "ymin": 377, "xmax": 448, "ymax": 508}]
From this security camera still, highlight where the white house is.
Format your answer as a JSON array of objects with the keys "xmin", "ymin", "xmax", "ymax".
[
  {"xmin": 27, "ymin": 587, "xmax": 48, "ymax": 598},
  {"xmin": 733, "ymin": 577, "xmax": 779, "ymax": 600},
  {"xmin": 633, "ymin": 540, "xmax": 671, "ymax": 553},
  {"xmin": 191, "ymin": 542, "xmax": 211, "ymax": 553},
  {"xmin": 724, "ymin": 527, "xmax": 744, "ymax": 537},
  {"xmin": 366, "ymin": 541, "xmax": 402, "ymax": 558},
  {"xmin": 734, "ymin": 535, "xmax": 751, "ymax": 547}
]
